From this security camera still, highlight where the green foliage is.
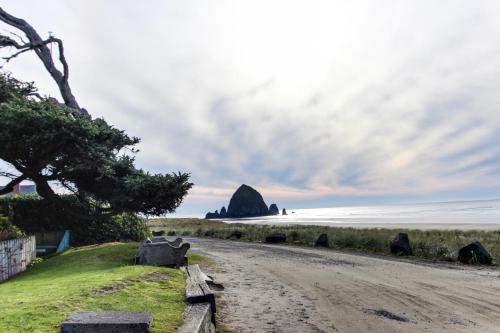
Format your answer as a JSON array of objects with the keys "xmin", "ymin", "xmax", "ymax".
[
  {"xmin": 26, "ymin": 257, "xmax": 43, "ymax": 269},
  {"xmin": 0, "ymin": 194, "xmax": 149, "ymax": 245},
  {"xmin": 0, "ymin": 73, "xmax": 36, "ymax": 104},
  {"xmin": 71, "ymin": 213, "xmax": 150, "ymax": 245},
  {"xmin": 0, "ymin": 73, "xmax": 192, "ymax": 217},
  {"xmin": 0, "ymin": 213, "xmax": 25, "ymax": 241}
]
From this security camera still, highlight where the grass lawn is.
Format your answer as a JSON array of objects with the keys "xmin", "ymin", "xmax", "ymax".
[{"xmin": 0, "ymin": 242, "xmax": 202, "ymax": 333}]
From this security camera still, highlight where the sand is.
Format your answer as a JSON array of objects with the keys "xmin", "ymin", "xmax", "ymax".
[
  {"xmin": 187, "ymin": 237, "xmax": 500, "ymax": 333},
  {"xmin": 223, "ymin": 217, "xmax": 500, "ymax": 230}
]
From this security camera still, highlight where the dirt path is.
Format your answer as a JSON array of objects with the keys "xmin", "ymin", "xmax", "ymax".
[{"xmin": 186, "ymin": 237, "xmax": 500, "ymax": 333}]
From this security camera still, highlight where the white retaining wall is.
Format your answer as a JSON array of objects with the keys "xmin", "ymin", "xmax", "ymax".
[{"xmin": 0, "ymin": 235, "xmax": 36, "ymax": 282}]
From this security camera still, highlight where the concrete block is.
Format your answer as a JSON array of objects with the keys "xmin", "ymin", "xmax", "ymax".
[
  {"xmin": 137, "ymin": 241, "xmax": 189, "ymax": 267},
  {"xmin": 61, "ymin": 312, "xmax": 152, "ymax": 333}
]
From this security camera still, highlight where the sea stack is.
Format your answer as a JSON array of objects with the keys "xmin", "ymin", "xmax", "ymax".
[
  {"xmin": 226, "ymin": 184, "xmax": 270, "ymax": 218},
  {"xmin": 205, "ymin": 210, "xmax": 220, "ymax": 219},
  {"xmin": 282, "ymin": 208, "xmax": 287, "ymax": 215},
  {"xmin": 220, "ymin": 206, "xmax": 227, "ymax": 218},
  {"xmin": 269, "ymin": 203, "xmax": 279, "ymax": 215}
]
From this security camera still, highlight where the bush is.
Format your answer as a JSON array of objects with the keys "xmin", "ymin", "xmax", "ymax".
[
  {"xmin": 71, "ymin": 213, "xmax": 150, "ymax": 245},
  {"xmin": 0, "ymin": 194, "xmax": 88, "ymax": 232},
  {"xmin": 0, "ymin": 214, "xmax": 25, "ymax": 241},
  {"xmin": 0, "ymin": 194, "xmax": 149, "ymax": 245}
]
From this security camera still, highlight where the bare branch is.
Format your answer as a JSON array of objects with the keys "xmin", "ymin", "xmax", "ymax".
[
  {"xmin": 0, "ymin": 174, "xmax": 27, "ymax": 195},
  {"xmin": 6, "ymin": 29, "xmax": 28, "ymax": 44},
  {"xmin": 1, "ymin": 46, "xmax": 31, "ymax": 63},
  {"xmin": 27, "ymin": 91, "xmax": 43, "ymax": 100},
  {"xmin": 0, "ymin": 171, "xmax": 21, "ymax": 179},
  {"xmin": 0, "ymin": 7, "xmax": 88, "ymax": 116}
]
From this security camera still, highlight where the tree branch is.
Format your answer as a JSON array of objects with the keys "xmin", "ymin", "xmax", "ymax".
[
  {"xmin": 0, "ymin": 7, "xmax": 88, "ymax": 116},
  {"xmin": 0, "ymin": 174, "xmax": 27, "ymax": 195}
]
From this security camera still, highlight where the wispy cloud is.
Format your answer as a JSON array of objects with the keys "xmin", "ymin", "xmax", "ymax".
[{"xmin": 2, "ymin": 0, "xmax": 500, "ymax": 213}]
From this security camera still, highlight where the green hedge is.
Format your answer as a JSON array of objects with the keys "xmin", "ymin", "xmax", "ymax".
[{"xmin": 0, "ymin": 194, "xmax": 149, "ymax": 245}]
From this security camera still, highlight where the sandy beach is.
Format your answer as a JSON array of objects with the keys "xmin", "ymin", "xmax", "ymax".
[
  {"xmin": 277, "ymin": 220, "xmax": 500, "ymax": 230},
  {"xmin": 188, "ymin": 237, "xmax": 500, "ymax": 333}
]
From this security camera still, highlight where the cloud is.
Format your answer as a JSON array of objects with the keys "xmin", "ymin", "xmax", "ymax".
[{"xmin": 1, "ymin": 0, "xmax": 500, "ymax": 213}]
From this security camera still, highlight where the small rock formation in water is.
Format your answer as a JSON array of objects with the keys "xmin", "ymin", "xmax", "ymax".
[
  {"xmin": 269, "ymin": 203, "xmax": 279, "ymax": 215},
  {"xmin": 458, "ymin": 241, "xmax": 492, "ymax": 265},
  {"xmin": 315, "ymin": 233, "xmax": 329, "ymax": 247},
  {"xmin": 265, "ymin": 232, "xmax": 286, "ymax": 243},
  {"xmin": 282, "ymin": 208, "xmax": 287, "ymax": 215},
  {"xmin": 390, "ymin": 233, "xmax": 412, "ymax": 256},
  {"xmin": 219, "ymin": 206, "xmax": 227, "ymax": 218},
  {"xmin": 205, "ymin": 210, "xmax": 220, "ymax": 219}
]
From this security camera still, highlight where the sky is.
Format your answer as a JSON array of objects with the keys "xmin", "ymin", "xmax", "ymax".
[{"xmin": 1, "ymin": 1, "xmax": 500, "ymax": 215}]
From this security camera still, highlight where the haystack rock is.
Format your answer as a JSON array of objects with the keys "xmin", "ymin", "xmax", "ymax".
[
  {"xmin": 227, "ymin": 184, "xmax": 269, "ymax": 218},
  {"xmin": 269, "ymin": 204, "xmax": 279, "ymax": 215}
]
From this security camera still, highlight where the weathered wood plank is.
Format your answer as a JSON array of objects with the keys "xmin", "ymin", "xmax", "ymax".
[
  {"xmin": 177, "ymin": 303, "xmax": 215, "ymax": 333},
  {"xmin": 185, "ymin": 264, "xmax": 216, "ymax": 313}
]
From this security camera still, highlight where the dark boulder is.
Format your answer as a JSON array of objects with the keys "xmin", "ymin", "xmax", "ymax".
[
  {"xmin": 390, "ymin": 233, "xmax": 412, "ymax": 256},
  {"xmin": 269, "ymin": 204, "xmax": 279, "ymax": 215},
  {"xmin": 265, "ymin": 232, "xmax": 286, "ymax": 243},
  {"xmin": 152, "ymin": 230, "xmax": 165, "ymax": 236},
  {"xmin": 458, "ymin": 241, "xmax": 492, "ymax": 265},
  {"xmin": 230, "ymin": 229, "xmax": 242, "ymax": 239},
  {"xmin": 205, "ymin": 210, "xmax": 220, "ymax": 219},
  {"xmin": 204, "ymin": 229, "xmax": 216, "ymax": 237},
  {"xmin": 219, "ymin": 206, "xmax": 227, "ymax": 218},
  {"xmin": 282, "ymin": 208, "xmax": 287, "ymax": 215},
  {"xmin": 227, "ymin": 184, "xmax": 270, "ymax": 218},
  {"xmin": 315, "ymin": 233, "xmax": 329, "ymax": 247}
]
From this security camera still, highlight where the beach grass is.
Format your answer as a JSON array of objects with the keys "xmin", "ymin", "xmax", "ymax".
[
  {"xmin": 0, "ymin": 242, "xmax": 203, "ymax": 333},
  {"xmin": 149, "ymin": 218, "xmax": 500, "ymax": 263}
]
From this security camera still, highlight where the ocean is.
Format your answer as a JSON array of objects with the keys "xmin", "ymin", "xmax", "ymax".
[{"xmin": 216, "ymin": 199, "xmax": 500, "ymax": 230}]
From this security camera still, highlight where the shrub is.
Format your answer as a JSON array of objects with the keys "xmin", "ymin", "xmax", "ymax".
[
  {"xmin": 0, "ymin": 194, "xmax": 149, "ymax": 245},
  {"xmin": 0, "ymin": 214, "xmax": 25, "ymax": 241},
  {"xmin": 64, "ymin": 213, "xmax": 149, "ymax": 246}
]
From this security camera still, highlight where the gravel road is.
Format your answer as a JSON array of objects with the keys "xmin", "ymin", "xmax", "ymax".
[{"xmin": 186, "ymin": 237, "xmax": 500, "ymax": 333}]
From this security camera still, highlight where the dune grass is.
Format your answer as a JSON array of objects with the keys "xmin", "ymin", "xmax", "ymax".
[
  {"xmin": 0, "ymin": 242, "xmax": 201, "ymax": 333},
  {"xmin": 149, "ymin": 218, "xmax": 500, "ymax": 264}
]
